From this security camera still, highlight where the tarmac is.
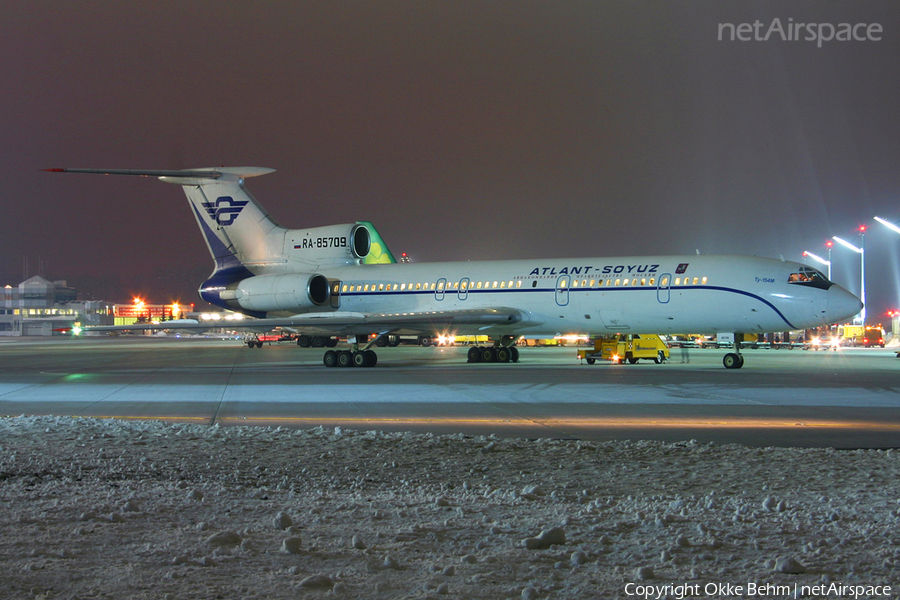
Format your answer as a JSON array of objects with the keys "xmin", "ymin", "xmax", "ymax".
[{"xmin": 1, "ymin": 335, "xmax": 898, "ymax": 448}]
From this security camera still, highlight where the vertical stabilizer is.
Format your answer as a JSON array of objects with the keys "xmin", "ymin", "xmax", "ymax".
[{"xmin": 159, "ymin": 167, "xmax": 283, "ymax": 274}]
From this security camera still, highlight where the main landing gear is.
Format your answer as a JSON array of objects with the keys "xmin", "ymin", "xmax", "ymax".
[
  {"xmin": 323, "ymin": 334, "xmax": 381, "ymax": 368},
  {"xmin": 466, "ymin": 336, "xmax": 520, "ymax": 364},
  {"xmin": 323, "ymin": 349, "xmax": 378, "ymax": 368},
  {"xmin": 374, "ymin": 335, "xmax": 401, "ymax": 348}
]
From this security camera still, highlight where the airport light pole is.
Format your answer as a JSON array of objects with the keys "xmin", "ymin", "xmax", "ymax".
[
  {"xmin": 876, "ymin": 217, "xmax": 900, "ymax": 336},
  {"xmin": 833, "ymin": 226, "xmax": 866, "ymax": 325},
  {"xmin": 875, "ymin": 216, "xmax": 900, "ymax": 236},
  {"xmin": 802, "ymin": 250, "xmax": 832, "ymax": 280}
]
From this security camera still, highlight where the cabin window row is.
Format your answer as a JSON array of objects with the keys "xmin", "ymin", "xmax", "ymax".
[
  {"xmin": 559, "ymin": 276, "xmax": 709, "ymax": 288},
  {"xmin": 341, "ymin": 280, "xmax": 526, "ymax": 293},
  {"xmin": 340, "ymin": 276, "xmax": 709, "ymax": 294}
]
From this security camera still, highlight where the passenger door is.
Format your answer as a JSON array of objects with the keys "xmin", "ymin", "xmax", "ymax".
[
  {"xmin": 330, "ymin": 280, "xmax": 342, "ymax": 309},
  {"xmin": 555, "ymin": 275, "xmax": 570, "ymax": 306},
  {"xmin": 656, "ymin": 273, "xmax": 671, "ymax": 304},
  {"xmin": 457, "ymin": 277, "xmax": 470, "ymax": 301}
]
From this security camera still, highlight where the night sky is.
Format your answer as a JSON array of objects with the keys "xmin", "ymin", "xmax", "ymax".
[{"xmin": 3, "ymin": 1, "xmax": 899, "ymax": 320}]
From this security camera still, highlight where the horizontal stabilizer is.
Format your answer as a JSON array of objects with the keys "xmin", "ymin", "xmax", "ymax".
[
  {"xmin": 44, "ymin": 168, "xmax": 223, "ymax": 179},
  {"xmin": 44, "ymin": 167, "xmax": 275, "ymax": 180}
]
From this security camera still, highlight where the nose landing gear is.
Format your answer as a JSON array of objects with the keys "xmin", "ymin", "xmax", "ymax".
[
  {"xmin": 722, "ymin": 353, "xmax": 744, "ymax": 369},
  {"xmin": 723, "ymin": 334, "xmax": 745, "ymax": 369}
]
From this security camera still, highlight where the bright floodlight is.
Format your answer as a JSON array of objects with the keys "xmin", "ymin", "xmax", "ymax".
[
  {"xmin": 832, "ymin": 235, "xmax": 863, "ymax": 253},
  {"xmin": 802, "ymin": 251, "xmax": 830, "ymax": 266},
  {"xmin": 875, "ymin": 216, "xmax": 900, "ymax": 236}
]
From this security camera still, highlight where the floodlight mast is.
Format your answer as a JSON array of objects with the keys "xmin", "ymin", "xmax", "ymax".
[
  {"xmin": 877, "ymin": 217, "xmax": 900, "ymax": 327},
  {"xmin": 832, "ymin": 227, "xmax": 866, "ymax": 325}
]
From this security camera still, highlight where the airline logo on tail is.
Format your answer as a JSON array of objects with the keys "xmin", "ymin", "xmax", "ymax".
[{"xmin": 202, "ymin": 196, "xmax": 249, "ymax": 226}]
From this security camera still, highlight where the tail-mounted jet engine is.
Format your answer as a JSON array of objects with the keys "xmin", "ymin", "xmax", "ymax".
[
  {"xmin": 221, "ymin": 273, "xmax": 331, "ymax": 314},
  {"xmin": 287, "ymin": 223, "xmax": 374, "ymax": 266}
]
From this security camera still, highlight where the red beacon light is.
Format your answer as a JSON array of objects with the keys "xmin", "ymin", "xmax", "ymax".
[{"xmin": 859, "ymin": 225, "xmax": 867, "ymax": 233}]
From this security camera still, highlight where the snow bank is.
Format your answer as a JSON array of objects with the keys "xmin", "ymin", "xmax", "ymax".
[{"xmin": 1, "ymin": 416, "xmax": 897, "ymax": 599}]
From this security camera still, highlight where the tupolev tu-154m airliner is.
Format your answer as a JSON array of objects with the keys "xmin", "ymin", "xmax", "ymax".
[{"xmin": 48, "ymin": 167, "xmax": 863, "ymax": 369}]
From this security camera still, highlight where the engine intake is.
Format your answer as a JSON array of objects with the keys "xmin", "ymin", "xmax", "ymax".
[{"xmin": 351, "ymin": 224, "xmax": 371, "ymax": 259}]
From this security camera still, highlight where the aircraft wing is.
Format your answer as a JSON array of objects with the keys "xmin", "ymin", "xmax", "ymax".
[
  {"xmin": 83, "ymin": 308, "xmax": 527, "ymax": 336},
  {"xmin": 83, "ymin": 319, "xmax": 217, "ymax": 333}
]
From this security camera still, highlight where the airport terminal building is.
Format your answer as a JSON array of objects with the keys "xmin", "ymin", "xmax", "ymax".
[{"xmin": 0, "ymin": 276, "xmax": 113, "ymax": 336}]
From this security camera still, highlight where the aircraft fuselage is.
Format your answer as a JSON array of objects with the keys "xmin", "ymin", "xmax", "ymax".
[{"xmin": 220, "ymin": 254, "xmax": 860, "ymax": 338}]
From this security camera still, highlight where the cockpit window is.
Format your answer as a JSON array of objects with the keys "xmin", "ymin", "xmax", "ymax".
[{"xmin": 787, "ymin": 266, "xmax": 833, "ymax": 290}]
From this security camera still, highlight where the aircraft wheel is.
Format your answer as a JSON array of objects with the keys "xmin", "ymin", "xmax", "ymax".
[
  {"xmin": 297, "ymin": 335, "xmax": 311, "ymax": 348},
  {"xmin": 467, "ymin": 346, "xmax": 482, "ymax": 363},
  {"xmin": 482, "ymin": 347, "xmax": 497, "ymax": 363},
  {"xmin": 323, "ymin": 350, "xmax": 337, "ymax": 368},
  {"xmin": 375, "ymin": 336, "xmax": 389, "ymax": 347},
  {"xmin": 496, "ymin": 347, "xmax": 510, "ymax": 363},
  {"xmin": 325, "ymin": 337, "xmax": 338, "ymax": 347},
  {"xmin": 352, "ymin": 351, "xmax": 371, "ymax": 367},
  {"xmin": 365, "ymin": 350, "xmax": 378, "ymax": 367},
  {"xmin": 419, "ymin": 336, "xmax": 432, "ymax": 347},
  {"xmin": 337, "ymin": 350, "xmax": 353, "ymax": 368},
  {"xmin": 723, "ymin": 353, "xmax": 744, "ymax": 369},
  {"xmin": 510, "ymin": 346, "xmax": 519, "ymax": 363},
  {"xmin": 312, "ymin": 336, "xmax": 325, "ymax": 348},
  {"xmin": 586, "ymin": 358, "xmax": 596, "ymax": 365}
]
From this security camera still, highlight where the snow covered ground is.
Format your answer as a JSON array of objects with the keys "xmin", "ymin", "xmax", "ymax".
[{"xmin": 1, "ymin": 416, "xmax": 897, "ymax": 599}]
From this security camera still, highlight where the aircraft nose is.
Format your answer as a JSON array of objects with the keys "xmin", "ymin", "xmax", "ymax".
[{"xmin": 828, "ymin": 285, "xmax": 863, "ymax": 323}]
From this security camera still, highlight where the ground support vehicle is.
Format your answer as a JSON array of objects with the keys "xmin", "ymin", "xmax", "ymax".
[
  {"xmin": 860, "ymin": 327, "xmax": 886, "ymax": 348},
  {"xmin": 577, "ymin": 334, "xmax": 670, "ymax": 365},
  {"xmin": 244, "ymin": 332, "xmax": 296, "ymax": 348},
  {"xmin": 836, "ymin": 325, "xmax": 865, "ymax": 346}
]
